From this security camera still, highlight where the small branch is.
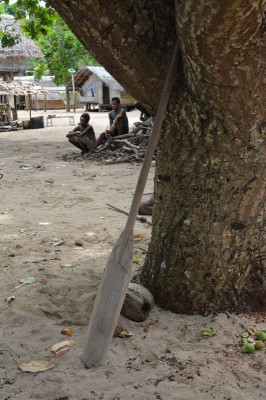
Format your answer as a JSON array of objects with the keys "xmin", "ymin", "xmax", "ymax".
[
  {"xmin": 115, "ymin": 139, "xmax": 140, "ymax": 149},
  {"xmin": 111, "ymin": 133, "xmax": 136, "ymax": 140},
  {"xmin": 0, "ymin": 349, "xmax": 18, "ymax": 363},
  {"xmin": 133, "ymin": 121, "xmax": 153, "ymax": 127},
  {"xmin": 105, "ymin": 155, "xmax": 136, "ymax": 164},
  {"xmin": 94, "ymin": 142, "xmax": 110, "ymax": 153},
  {"xmin": 4, "ymin": 22, "xmax": 17, "ymax": 31},
  {"xmin": 107, "ymin": 203, "xmax": 152, "ymax": 225}
]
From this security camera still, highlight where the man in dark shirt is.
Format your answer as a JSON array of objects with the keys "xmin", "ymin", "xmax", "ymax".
[
  {"xmin": 66, "ymin": 113, "xmax": 96, "ymax": 154},
  {"xmin": 93, "ymin": 97, "xmax": 129, "ymax": 149}
]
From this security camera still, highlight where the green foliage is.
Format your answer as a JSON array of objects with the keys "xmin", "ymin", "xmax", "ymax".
[
  {"xmin": 33, "ymin": 16, "xmax": 98, "ymax": 85},
  {"xmin": 0, "ymin": 1, "xmax": 98, "ymax": 85},
  {"xmin": 0, "ymin": 3, "xmax": 6, "ymax": 14},
  {"xmin": 133, "ymin": 253, "xmax": 142, "ymax": 264},
  {"xmin": 4, "ymin": 377, "xmax": 15, "ymax": 385},
  {"xmin": 32, "ymin": 59, "xmax": 47, "ymax": 80},
  {"xmin": 0, "ymin": 0, "xmax": 55, "ymax": 38},
  {"xmin": 0, "ymin": 31, "xmax": 20, "ymax": 47},
  {"xmin": 0, "ymin": 1, "xmax": 21, "ymax": 47}
]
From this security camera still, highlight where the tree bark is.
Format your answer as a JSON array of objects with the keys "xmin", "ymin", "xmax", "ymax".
[
  {"xmin": 142, "ymin": 1, "xmax": 266, "ymax": 313},
  {"xmin": 48, "ymin": 0, "xmax": 266, "ymax": 313}
]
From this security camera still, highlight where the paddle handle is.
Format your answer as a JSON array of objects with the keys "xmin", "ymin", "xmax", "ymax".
[
  {"xmin": 82, "ymin": 43, "xmax": 180, "ymax": 369},
  {"xmin": 120, "ymin": 42, "xmax": 180, "ymax": 250}
]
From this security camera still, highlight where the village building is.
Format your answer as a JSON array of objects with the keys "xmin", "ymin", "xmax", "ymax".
[
  {"xmin": 66, "ymin": 66, "xmax": 135, "ymax": 111},
  {"xmin": 0, "ymin": 15, "xmax": 42, "ymax": 120},
  {"xmin": 14, "ymin": 76, "xmax": 67, "ymax": 110}
]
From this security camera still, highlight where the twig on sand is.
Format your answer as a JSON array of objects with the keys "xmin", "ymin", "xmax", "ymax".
[{"xmin": 107, "ymin": 203, "xmax": 152, "ymax": 225}]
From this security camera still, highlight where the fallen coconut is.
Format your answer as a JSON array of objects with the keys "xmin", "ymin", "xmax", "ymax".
[
  {"xmin": 254, "ymin": 341, "xmax": 265, "ymax": 350},
  {"xmin": 243, "ymin": 343, "xmax": 255, "ymax": 353},
  {"xmin": 255, "ymin": 331, "xmax": 266, "ymax": 342},
  {"xmin": 121, "ymin": 283, "xmax": 154, "ymax": 322},
  {"xmin": 241, "ymin": 337, "xmax": 248, "ymax": 345}
]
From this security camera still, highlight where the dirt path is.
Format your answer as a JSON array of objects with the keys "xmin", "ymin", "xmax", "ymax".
[{"xmin": 0, "ymin": 109, "xmax": 265, "ymax": 400}]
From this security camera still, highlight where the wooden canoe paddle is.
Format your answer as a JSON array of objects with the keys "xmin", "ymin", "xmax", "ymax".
[{"xmin": 82, "ymin": 42, "xmax": 180, "ymax": 368}]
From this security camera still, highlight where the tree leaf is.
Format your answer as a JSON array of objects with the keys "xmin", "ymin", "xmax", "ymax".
[
  {"xmin": 51, "ymin": 340, "xmax": 75, "ymax": 354},
  {"xmin": 20, "ymin": 277, "xmax": 36, "ymax": 284},
  {"xmin": 18, "ymin": 359, "xmax": 54, "ymax": 373},
  {"xmin": 119, "ymin": 330, "xmax": 134, "ymax": 338},
  {"xmin": 60, "ymin": 263, "xmax": 74, "ymax": 268}
]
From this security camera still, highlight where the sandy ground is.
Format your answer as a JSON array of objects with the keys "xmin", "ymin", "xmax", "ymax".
[{"xmin": 0, "ymin": 109, "xmax": 265, "ymax": 400}]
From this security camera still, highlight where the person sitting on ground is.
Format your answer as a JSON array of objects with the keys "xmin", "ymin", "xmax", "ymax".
[
  {"xmin": 93, "ymin": 97, "xmax": 129, "ymax": 149},
  {"xmin": 66, "ymin": 113, "xmax": 96, "ymax": 154},
  {"xmin": 138, "ymin": 194, "xmax": 154, "ymax": 215}
]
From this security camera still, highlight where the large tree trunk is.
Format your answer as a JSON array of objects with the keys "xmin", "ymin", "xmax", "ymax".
[
  {"xmin": 140, "ymin": 1, "xmax": 266, "ymax": 313},
  {"xmin": 48, "ymin": 0, "xmax": 266, "ymax": 313}
]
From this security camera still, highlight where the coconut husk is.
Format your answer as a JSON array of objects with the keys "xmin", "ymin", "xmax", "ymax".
[{"xmin": 121, "ymin": 283, "xmax": 154, "ymax": 322}]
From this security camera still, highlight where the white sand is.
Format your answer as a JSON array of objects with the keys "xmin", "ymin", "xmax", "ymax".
[{"xmin": 0, "ymin": 109, "xmax": 265, "ymax": 400}]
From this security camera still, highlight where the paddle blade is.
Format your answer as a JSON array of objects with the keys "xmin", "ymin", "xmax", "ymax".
[{"xmin": 82, "ymin": 230, "xmax": 133, "ymax": 368}]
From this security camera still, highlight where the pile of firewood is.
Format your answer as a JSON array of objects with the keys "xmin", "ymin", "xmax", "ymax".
[{"xmin": 87, "ymin": 116, "xmax": 154, "ymax": 164}]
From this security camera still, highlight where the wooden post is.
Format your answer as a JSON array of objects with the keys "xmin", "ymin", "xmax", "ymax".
[
  {"xmin": 66, "ymin": 89, "xmax": 70, "ymax": 112},
  {"xmin": 34, "ymin": 93, "xmax": 37, "ymax": 111},
  {"xmin": 29, "ymin": 94, "xmax": 32, "ymax": 120},
  {"xmin": 12, "ymin": 95, "xmax": 18, "ymax": 121}
]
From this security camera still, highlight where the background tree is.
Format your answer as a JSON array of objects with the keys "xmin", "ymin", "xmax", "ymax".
[
  {"xmin": 0, "ymin": 0, "xmax": 54, "ymax": 45},
  {"xmin": 0, "ymin": 1, "xmax": 97, "ymax": 111},
  {"xmin": 0, "ymin": 1, "xmax": 97, "ymax": 85},
  {"xmin": 2, "ymin": 0, "xmax": 265, "ymax": 314},
  {"xmin": 32, "ymin": 15, "xmax": 97, "ymax": 85}
]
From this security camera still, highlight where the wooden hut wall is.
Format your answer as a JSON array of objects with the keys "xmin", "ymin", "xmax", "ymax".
[
  {"xmin": 27, "ymin": 99, "xmax": 83, "ymax": 110},
  {"xmin": 25, "ymin": 95, "xmax": 31, "ymax": 111},
  {"xmin": 109, "ymin": 88, "xmax": 121, "ymax": 100},
  {"xmin": 80, "ymin": 74, "xmax": 102, "ymax": 104},
  {"xmin": 0, "ymin": 56, "xmax": 27, "ymax": 73},
  {"xmin": 79, "ymin": 72, "xmax": 135, "ymax": 106},
  {"xmin": 36, "ymin": 98, "xmax": 83, "ymax": 110},
  {"xmin": 37, "ymin": 100, "xmax": 66, "ymax": 110}
]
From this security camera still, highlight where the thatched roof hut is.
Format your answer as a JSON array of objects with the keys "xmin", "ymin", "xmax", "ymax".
[
  {"xmin": 66, "ymin": 66, "xmax": 135, "ymax": 111},
  {"xmin": 14, "ymin": 76, "xmax": 68, "ymax": 110},
  {"xmin": 0, "ymin": 15, "xmax": 42, "ymax": 76},
  {"xmin": 0, "ymin": 80, "xmax": 47, "ymax": 121}
]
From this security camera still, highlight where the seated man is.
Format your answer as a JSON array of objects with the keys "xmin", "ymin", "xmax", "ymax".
[
  {"xmin": 93, "ymin": 97, "xmax": 129, "ymax": 149},
  {"xmin": 138, "ymin": 194, "xmax": 154, "ymax": 215},
  {"xmin": 66, "ymin": 113, "xmax": 96, "ymax": 154}
]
